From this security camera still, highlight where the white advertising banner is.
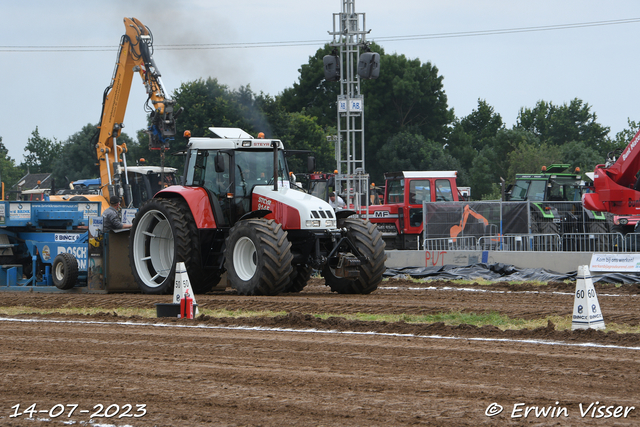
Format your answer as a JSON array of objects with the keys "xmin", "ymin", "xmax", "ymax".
[
  {"xmin": 589, "ymin": 253, "xmax": 640, "ymax": 272},
  {"xmin": 122, "ymin": 208, "xmax": 138, "ymax": 225}
]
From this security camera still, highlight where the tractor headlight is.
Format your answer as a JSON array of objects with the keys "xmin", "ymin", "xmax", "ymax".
[
  {"xmin": 305, "ymin": 220, "xmax": 321, "ymax": 227},
  {"xmin": 325, "ymin": 220, "xmax": 336, "ymax": 227}
]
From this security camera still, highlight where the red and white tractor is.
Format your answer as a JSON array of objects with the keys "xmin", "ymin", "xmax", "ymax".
[{"xmin": 128, "ymin": 128, "xmax": 386, "ymax": 295}]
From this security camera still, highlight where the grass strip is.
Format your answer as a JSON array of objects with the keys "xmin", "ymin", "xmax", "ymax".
[{"xmin": 0, "ymin": 306, "xmax": 637, "ymax": 334}]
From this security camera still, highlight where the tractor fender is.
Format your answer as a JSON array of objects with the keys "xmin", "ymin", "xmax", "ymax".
[
  {"xmin": 238, "ymin": 209, "xmax": 272, "ymax": 222},
  {"xmin": 155, "ymin": 186, "xmax": 216, "ymax": 229},
  {"xmin": 531, "ymin": 203, "xmax": 557, "ymax": 219},
  {"xmin": 335, "ymin": 209, "xmax": 357, "ymax": 220},
  {"xmin": 582, "ymin": 207, "xmax": 606, "ymax": 220}
]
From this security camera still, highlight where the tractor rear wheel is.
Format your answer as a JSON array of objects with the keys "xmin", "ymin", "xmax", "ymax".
[
  {"xmin": 129, "ymin": 198, "xmax": 220, "ymax": 295},
  {"xmin": 224, "ymin": 218, "xmax": 293, "ymax": 296},
  {"xmin": 531, "ymin": 217, "xmax": 558, "ymax": 235},
  {"xmin": 587, "ymin": 220, "xmax": 611, "ymax": 252},
  {"xmin": 322, "ymin": 219, "xmax": 386, "ymax": 294},
  {"xmin": 285, "ymin": 264, "xmax": 313, "ymax": 293},
  {"xmin": 52, "ymin": 252, "xmax": 78, "ymax": 290}
]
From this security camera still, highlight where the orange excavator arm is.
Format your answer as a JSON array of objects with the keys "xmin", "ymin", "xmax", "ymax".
[
  {"xmin": 450, "ymin": 204, "xmax": 489, "ymax": 240},
  {"xmin": 96, "ymin": 17, "xmax": 181, "ymax": 205}
]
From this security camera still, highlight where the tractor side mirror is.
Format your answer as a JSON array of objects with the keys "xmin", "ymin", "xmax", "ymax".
[
  {"xmin": 307, "ymin": 156, "xmax": 316, "ymax": 174},
  {"xmin": 215, "ymin": 152, "xmax": 225, "ymax": 173}
]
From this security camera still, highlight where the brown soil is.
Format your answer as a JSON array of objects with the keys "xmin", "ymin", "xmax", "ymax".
[{"xmin": 1, "ymin": 278, "xmax": 640, "ymax": 426}]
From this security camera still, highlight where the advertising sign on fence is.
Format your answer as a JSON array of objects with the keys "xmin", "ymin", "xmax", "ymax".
[{"xmin": 589, "ymin": 253, "xmax": 640, "ymax": 272}]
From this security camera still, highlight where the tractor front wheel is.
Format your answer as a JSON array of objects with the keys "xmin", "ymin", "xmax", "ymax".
[
  {"xmin": 323, "ymin": 218, "xmax": 386, "ymax": 294},
  {"xmin": 224, "ymin": 219, "xmax": 293, "ymax": 296}
]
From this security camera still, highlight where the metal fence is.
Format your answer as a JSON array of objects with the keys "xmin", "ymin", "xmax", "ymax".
[{"xmin": 421, "ymin": 200, "xmax": 629, "ymax": 252}]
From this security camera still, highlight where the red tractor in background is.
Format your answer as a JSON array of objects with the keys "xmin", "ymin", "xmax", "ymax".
[{"xmin": 362, "ymin": 171, "xmax": 462, "ymax": 250}]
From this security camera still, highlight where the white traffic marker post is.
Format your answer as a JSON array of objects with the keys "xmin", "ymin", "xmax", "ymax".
[
  {"xmin": 571, "ymin": 265, "xmax": 605, "ymax": 330},
  {"xmin": 172, "ymin": 262, "xmax": 199, "ymax": 318}
]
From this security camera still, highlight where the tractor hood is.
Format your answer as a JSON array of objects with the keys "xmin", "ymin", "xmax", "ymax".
[{"xmin": 252, "ymin": 185, "xmax": 338, "ymax": 230}]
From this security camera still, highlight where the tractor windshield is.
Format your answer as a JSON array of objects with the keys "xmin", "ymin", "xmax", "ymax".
[
  {"xmin": 185, "ymin": 149, "xmax": 289, "ymax": 193},
  {"xmin": 386, "ymin": 179, "xmax": 404, "ymax": 204},
  {"xmin": 510, "ymin": 180, "xmax": 547, "ymax": 201},
  {"xmin": 309, "ymin": 180, "xmax": 329, "ymax": 201},
  {"xmin": 234, "ymin": 149, "xmax": 289, "ymax": 191},
  {"xmin": 548, "ymin": 177, "xmax": 583, "ymax": 201}
]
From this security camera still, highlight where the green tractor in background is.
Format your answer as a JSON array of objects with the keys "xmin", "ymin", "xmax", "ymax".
[{"xmin": 503, "ymin": 164, "xmax": 610, "ymax": 236}]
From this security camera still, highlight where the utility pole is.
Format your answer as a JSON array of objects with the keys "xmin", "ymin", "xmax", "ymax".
[{"xmin": 325, "ymin": 0, "xmax": 379, "ymax": 211}]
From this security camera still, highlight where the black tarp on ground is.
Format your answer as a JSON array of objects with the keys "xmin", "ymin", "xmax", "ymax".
[{"xmin": 383, "ymin": 263, "xmax": 640, "ymax": 284}]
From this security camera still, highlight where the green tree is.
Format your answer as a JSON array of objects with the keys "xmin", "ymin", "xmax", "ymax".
[
  {"xmin": 254, "ymin": 92, "xmax": 297, "ymax": 140},
  {"xmin": 468, "ymin": 128, "xmax": 540, "ymax": 199},
  {"xmin": 279, "ymin": 44, "xmax": 341, "ymax": 129},
  {"xmin": 22, "ymin": 127, "xmax": 62, "ymax": 173},
  {"xmin": 362, "ymin": 52, "xmax": 453, "ymax": 182},
  {"xmin": 158, "ymin": 79, "xmax": 336, "ymax": 174},
  {"xmin": 516, "ymin": 98, "xmax": 610, "ymax": 155},
  {"xmin": 51, "ymin": 124, "xmax": 137, "ymax": 189},
  {"xmin": 459, "ymin": 99, "xmax": 504, "ymax": 146},
  {"xmin": 378, "ymin": 130, "xmax": 461, "ymax": 173},
  {"xmin": 447, "ymin": 99, "xmax": 504, "ymax": 179},
  {"xmin": 610, "ymin": 118, "xmax": 639, "ymax": 156},
  {"xmin": 558, "ymin": 141, "xmax": 602, "ymax": 175},
  {"xmin": 0, "ymin": 136, "xmax": 24, "ymax": 191},
  {"xmin": 275, "ymin": 112, "xmax": 334, "ymax": 174},
  {"xmin": 138, "ymin": 78, "xmax": 258, "ymax": 169},
  {"xmin": 173, "ymin": 78, "xmax": 255, "ymax": 139},
  {"xmin": 506, "ymin": 141, "xmax": 562, "ymax": 180}
]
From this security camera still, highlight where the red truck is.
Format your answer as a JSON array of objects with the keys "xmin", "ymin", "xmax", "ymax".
[{"xmin": 362, "ymin": 171, "xmax": 461, "ymax": 250}]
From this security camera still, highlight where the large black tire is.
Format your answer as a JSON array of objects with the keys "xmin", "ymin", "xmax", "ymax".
[
  {"xmin": 285, "ymin": 264, "xmax": 313, "ymax": 293},
  {"xmin": 586, "ymin": 220, "xmax": 611, "ymax": 252},
  {"xmin": 129, "ymin": 198, "xmax": 220, "ymax": 295},
  {"xmin": 322, "ymin": 218, "xmax": 386, "ymax": 294},
  {"xmin": 224, "ymin": 218, "xmax": 293, "ymax": 296},
  {"xmin": 530, "ymin": 216, "xmax": 559, "ymax": 235},
  {"xmin": 52, "ymin": 252, "xmax": 78, "ymax": 290},
  {"xmin": 611, "ymin": 225, "xmax": 630, "ymax": 252}
]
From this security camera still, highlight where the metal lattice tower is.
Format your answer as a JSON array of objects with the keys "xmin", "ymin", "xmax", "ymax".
[{"xmin": 328, "ymin": 0, "xmax": 370, "ymax": 210}]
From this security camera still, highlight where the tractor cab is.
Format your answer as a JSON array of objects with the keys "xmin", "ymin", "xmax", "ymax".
[
  {"xmin": 184, "ymin": 131, "xmax": 296, "ymax": 226},
  {"xmin": 504, "ymin": 164, "xmax": 608, "ymax": 235},
  {"xmin": 507, "ymin": 164, "xmax": 584, "ymax": 202}
]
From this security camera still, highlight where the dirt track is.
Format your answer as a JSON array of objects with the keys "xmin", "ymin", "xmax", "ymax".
[{"xmin": 2, "ymin": 278, "xmax": 640, "ymax": 426}]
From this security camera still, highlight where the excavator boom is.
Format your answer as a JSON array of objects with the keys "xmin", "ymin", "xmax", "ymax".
[
  {"xmin": 96, "ymin": 17, "xmax": 180, "ymax": 205},
  {"xmin": 582, "ymin": 128, "xmax": 640, "ymax": 215}
]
